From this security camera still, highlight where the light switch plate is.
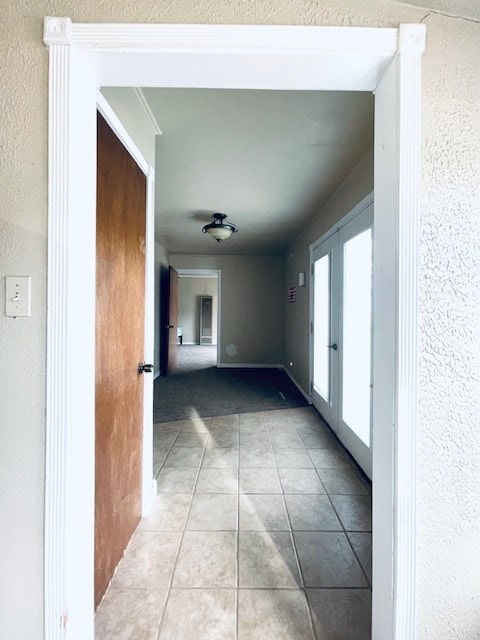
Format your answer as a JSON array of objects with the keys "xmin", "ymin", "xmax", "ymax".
[{"xmin": 5, "ymin": 276, "xmax": 31, "ymax": 317}]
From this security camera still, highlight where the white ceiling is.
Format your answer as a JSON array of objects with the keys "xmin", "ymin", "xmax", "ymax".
[
  {"xmin": 103, "ymin": 87, "xmax": 373, "ymax": 255},
  {"xmin": 144, "ymin": 88, "xmax": 373, "ymax": 255}
]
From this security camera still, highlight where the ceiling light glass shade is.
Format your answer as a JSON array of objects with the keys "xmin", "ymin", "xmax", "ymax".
[{"xmin": 202, "ymin": 213, "xmax": 238, "ymax": 243}]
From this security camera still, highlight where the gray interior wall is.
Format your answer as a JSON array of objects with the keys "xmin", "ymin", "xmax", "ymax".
[
  {"xmin": 154, "ymin": 243, "xmax": 169, "ymax": 375},
  {"xmin": 2, "ymin": 3, "xmax": 479, "ymax": 639},
  {"xmin": 178, "ymin": 277, "xmax": 218, "ymax": 344},
  {"xmin": 170, "ymin": 255, "xmax": 285, "ymax": 365},
  {"xmin": 284, "ymin": 152, "xmax": 374, "ymax": 395}
]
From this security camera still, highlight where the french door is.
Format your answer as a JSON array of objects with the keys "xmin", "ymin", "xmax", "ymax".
[{"xmin": 311, "ymin": 202, "xmax": 373, "ymax": 478}]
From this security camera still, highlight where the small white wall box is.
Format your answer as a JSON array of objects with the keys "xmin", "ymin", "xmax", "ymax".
[
  {"xmin": 298, "ymin": 272, "xmax": 306, "ymax": 287},
  {"xmin": 5, "ymin": 276, "xmax": 31, "ymax": 317}
]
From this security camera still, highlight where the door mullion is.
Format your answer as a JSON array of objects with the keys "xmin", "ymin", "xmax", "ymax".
[{"xmin": 329, "ymin": 235, "xmax": 341, "ymax": 434}]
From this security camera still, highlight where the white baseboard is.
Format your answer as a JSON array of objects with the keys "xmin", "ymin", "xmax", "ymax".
[
  {"xmin": 281, "ymin": 366, "xmax": 312, "ymax": 404},
  {"xmin": 154, "ymin": 370, "xmax": 161, "ymax": 380},
  {"xmin": 218, "ymin": 363, "xmax": 284, "ymax": 369},
  {"xmin": 142, "ymin": 478, "xmax": 157, "ymax": 516}
]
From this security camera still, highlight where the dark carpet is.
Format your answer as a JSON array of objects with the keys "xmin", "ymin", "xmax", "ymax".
[{"xmin": 154, "ymin": 346, "xmax": 307, "ymax": 423}]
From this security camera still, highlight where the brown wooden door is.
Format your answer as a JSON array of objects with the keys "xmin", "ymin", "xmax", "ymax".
[
  {"xmin": 95, "ymin": 113, "xmax": 146, "ymax": 608},
  {"xmin": 167, "ymin": 266, "xmax": 179, "ymax": 373}
]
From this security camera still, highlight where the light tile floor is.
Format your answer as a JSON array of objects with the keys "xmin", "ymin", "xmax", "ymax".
[{"xmin": 95, "ymin": 407, "xmax": 372, "ymax": 640}]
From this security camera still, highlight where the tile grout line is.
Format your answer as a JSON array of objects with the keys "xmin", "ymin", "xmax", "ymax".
[
  {"xmin": 326, "ymin": 492, "xmax": 372, "ymax": 591},
  {"xmin": 99, "ymin": 420, "xmax": 184, "ymax": 637},
  {"xmin": 99, "ymin": 410, "xmax": 372, "ymax": 639},
  {"xmin": 153, "ymin": 423, "xmax": 184, "ymax": 479},
  {"xmin": 302, "ymin": 424, "xmax": 372, "ymax": 590},
  {"xmin": 266, "ymin": 416, "xmax": 318, "ymax": 640},
  {"xmin": 155, "ymin": 423, "xmax": 210, "ymax": 640},
  {"xmin": 150, "ymin": 409, "xmax": 371, "ymax": 638},
  {"xmin": 305, "ymin": 446, "xmax": 372, "ymax": 591},
  {"xmin": 238, "ymin": 411, "xmax": 272, "ymax": 637},
  {"xmin": 292, "ymin": 417, "xmax": 371, "ymax": 614}
]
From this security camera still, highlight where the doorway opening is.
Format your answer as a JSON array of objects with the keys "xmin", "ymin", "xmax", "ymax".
[
  {"xmin": 44, "ymin": 19, "xmax": 425, "ymax": 640},
  {"xmin": 97, "ymin": 82, "xmax": 373, "ymax": 638},
  {"xmin": 174, "ymin": 269, "xmax": 221, "ymax": 372}
]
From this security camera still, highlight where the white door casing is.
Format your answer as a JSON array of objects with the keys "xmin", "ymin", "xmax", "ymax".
[
  {"xmin": 311, "ymin": 232, "xmax": 340, "ymax": 428},
  {"xmin": 43, "ymin": 19, "xmax": 425, "ymax": 640},
  {"xmin": 175, "ymin": 268, "xmax": 222, "ymax": 366}
]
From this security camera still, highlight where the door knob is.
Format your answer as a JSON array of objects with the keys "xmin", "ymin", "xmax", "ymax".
[
  {"xmin": 166, "ymin": 324, "xmax": 174, "ymax": 329},
  {"xmin": 138, "ymin": 362, "xmax": 154, "ymax": 374},
  {"xmin": 327, "ymin": 343, "xmax": 338, "ymax": 351}
]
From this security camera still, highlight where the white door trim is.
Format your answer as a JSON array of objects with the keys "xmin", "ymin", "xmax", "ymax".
[
  {"xmin": 310, "ymin": 232, "xmax": 340, "ymax": 429},
  {"xmin": 175, "ymin": 268, "xmax": 222, "ymax": 363},
  {"xmin": 43, "ymin": 18, "xmax": 425, "ymax": 640}
]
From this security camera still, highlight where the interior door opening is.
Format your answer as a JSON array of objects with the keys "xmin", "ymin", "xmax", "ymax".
[
  {"xmin": 161, "ymin": 268, "xmax": 221, "ymax": 375},
  {"xmin": 44, "ymin": 20, "xmax": 425, "ymax": 640}
]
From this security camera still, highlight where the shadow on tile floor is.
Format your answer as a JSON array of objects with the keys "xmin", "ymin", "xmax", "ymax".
[{"xmin": 95, "ymin": 407, "xmax": 372, "ymax": 640}]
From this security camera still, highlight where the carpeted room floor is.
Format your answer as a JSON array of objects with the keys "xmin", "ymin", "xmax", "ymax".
[{"xmin": 153, "ymin": 345, "xmax": 308, "ymax": 423}]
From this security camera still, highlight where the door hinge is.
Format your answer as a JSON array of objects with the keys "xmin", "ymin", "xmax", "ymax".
[
  {"xmin": 311, "ymin": 264, "xmax": 314, "ymax": 276},
  {"xmin": 310, "ymin": 321, "xmax": 313, "ymax": 334},
  {"xmin": 310, "ymin": 381, "xmax": 313, "ymax": 393}
]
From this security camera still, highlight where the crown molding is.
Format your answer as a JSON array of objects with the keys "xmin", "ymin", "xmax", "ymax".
[
  {"xmin": 96, "ymin": 91, "xmax": 150, "ymax": 176},
  {"xmin": 133, "ymin": 88, "xmax": 162, "ymax": 136}
]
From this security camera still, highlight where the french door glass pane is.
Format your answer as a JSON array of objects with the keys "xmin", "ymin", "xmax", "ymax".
[
  {"xmin": 342, "ymin": 228, "xmax": 372, "ymax": 446},
  {"xmin": 313, "ymin": 254, "xmax": 330, "ymax": 401}
]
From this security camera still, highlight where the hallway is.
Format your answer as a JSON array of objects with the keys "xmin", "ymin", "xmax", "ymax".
[
  {"xmin": 95, "ymin": 407, "xmax": 372, "ymax": 640},
  {"xmin": 153, "ymin": 346, "xmax": 308, "ymax": 423}
]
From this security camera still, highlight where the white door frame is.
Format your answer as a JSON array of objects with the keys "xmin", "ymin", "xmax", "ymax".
[
  {"xmin": 175, "ymin": 268, "xmax": 222, "ymax": 366},
  {"xmin": 309, "ymin": 192, "xmax": 375, "ymax": 478},
  {"xmin": 43, "ymin": 18, "xmax": 425, "ymax": 640},
  {"xmin": 310, "ymin": 231, "xmax": 340, "ymax": 429}
]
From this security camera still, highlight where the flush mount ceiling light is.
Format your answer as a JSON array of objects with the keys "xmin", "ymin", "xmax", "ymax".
[{"xmin": 202, "ymin": 213, "xmax": 238, "ymax": 243}]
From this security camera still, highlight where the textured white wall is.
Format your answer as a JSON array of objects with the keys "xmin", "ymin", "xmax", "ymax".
[
  {"xmin": 1, "ymin": 2, "xmax": 479, "ymax": 639},
  {"xmin": 404, "ymin": 0, "xmax": 480, "ymax": 20},
  {"xmin": 416, "ymin": 13, "xmax": 480, "ymax": 638}
]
